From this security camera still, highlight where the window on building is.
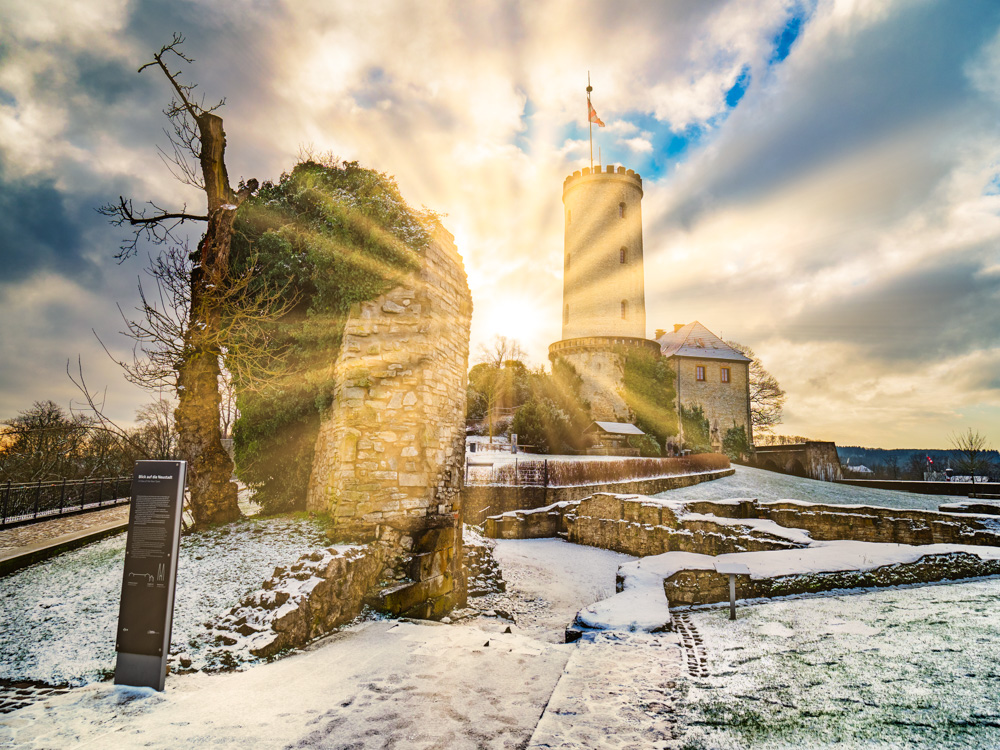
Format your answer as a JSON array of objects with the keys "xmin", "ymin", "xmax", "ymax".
[
  {"xmin": 618, "ymin": 202, "xmax": 626, "ymax": 218},
  {"xmin": 621, "ymin": 299, "xmax": 628, "ymax": 319},
  {"xmin": 695, "ymin": 365, "xmax": 705, "ymax": 381},
  {"xmin": 721, "ymin": 367, "xmax": 730, "ymax": 383},
  {"xmin": 620, "ymin": 247, "xmax": 627, "ymax": 264},
  {"xmin": 564, "ymin": 304, "xmax": 569, "ymax": 324}
]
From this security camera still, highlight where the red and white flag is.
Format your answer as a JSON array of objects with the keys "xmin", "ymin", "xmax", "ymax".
[{"xmin": 587, "ymin": 99, "xmax": 605, "ymax": 127}]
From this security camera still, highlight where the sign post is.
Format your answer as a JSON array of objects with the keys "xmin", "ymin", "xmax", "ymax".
[
  {"xmin": 714, "ymin": 561, "xmax": 751, "ymax": 621},
  {"xmin": 114, "ymin": 460, "xmax": 186, "ymax": 691}
]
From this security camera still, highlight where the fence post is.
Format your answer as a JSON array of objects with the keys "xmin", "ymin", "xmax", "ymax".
[
  {"xmin": 80, "ymin": 477, "xmax": 88, "ymax": 509},
  {"xmin": 515, "ymin": 457, "xmax": 519, "ymax": 486},
  {"xmin": 59, "ymin": 478, "xmax": 67, "ymax": 514},
  {"xmin": 33, "ymin": 479, "xmax": 41, "ymax": 519},
  {"xmin": 1, "ymin": 481, "xmax": 9, "ymax": 525},
  {"xmin": 544, "ymin": 459, "xmax": 549, "ymax": 487},
  {"xmin": 97, "ymin": 477, "xmax": 105, "ymax": 507}
]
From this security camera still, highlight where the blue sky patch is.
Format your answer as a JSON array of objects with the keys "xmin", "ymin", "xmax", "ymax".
[
  {"xmin": 725, "ymin": 65, "xmax": 752, "ymax": 108},
  {"xmin": 770, "ymin": 9, "xmax": 806, "ymax": 65}
]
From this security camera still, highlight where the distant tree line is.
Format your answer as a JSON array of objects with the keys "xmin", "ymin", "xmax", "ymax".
[
  {"xmin": 837, "ymin": 444, "xmax": 1000, "ymax": 482},
  {"xmin": 0, "ymin": 399, "xmax": 178, "ymax": 484}
]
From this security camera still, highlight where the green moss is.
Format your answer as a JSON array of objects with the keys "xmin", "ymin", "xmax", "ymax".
[
  {"xmin": 680, "ymin": 403, "xmax": 712, "ymax": 453},
  {"xmin": 229, "ymin": 159, "xmax": 432, "ymax": 513},
  {"xmin": 620, "ymin": 346, "xmax": 678, "ymax": 451}
]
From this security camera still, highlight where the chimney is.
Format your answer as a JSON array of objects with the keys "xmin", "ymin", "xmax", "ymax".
[
  {"xmin": 654, "ymin": 328, "xmax": 666, "ymax": 339},
  {"xmin": 673, "ymin": 323, "xmax": 685, "ymax": 333}
]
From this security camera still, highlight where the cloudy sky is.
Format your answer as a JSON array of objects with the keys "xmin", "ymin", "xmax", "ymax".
[{"xmin": 1, "ymin": 0, "xmax": 999, "ymax": 449}]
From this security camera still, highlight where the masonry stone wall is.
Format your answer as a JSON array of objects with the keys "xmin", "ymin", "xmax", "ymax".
[
  {"xmin": 485, "ymin": 494, "xmax": 1000, "ymax": 559},
  {"xmin": 467, "ymin": 467, "xmax": 734, "ymax": 526},
  {"xmin": 756, "ymin": 500, "xmax": 1000, "ymax": 547},
  {"xmin": 547, "ymin": 337, "xmax": 661, "ymax": 422},
  {"xmin": 663, "ymin": 552, "xmax": 1000, "ymax": 606},
  {"xmin": 751, "ymin": 442, "xmax": 843, "ymax": 481},
  {"xmin": 673, "ymin": 356, "xmax": 750, "ymax": 450},
  {"xmin": 306, "ymin": 224, "xmax": 472, "ymax": 618},
  {"xmin": 556, "ymin": 348, "xmax": 627, "ymax": 421}
]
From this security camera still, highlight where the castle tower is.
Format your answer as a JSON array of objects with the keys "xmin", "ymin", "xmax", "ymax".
[
  {"xmin": 561, "ymin": 165, "xmax": 646, "ymax": 339},
  {"xmin": 549, "ymin": 165, "xmax": 660, "ymax": 422}
]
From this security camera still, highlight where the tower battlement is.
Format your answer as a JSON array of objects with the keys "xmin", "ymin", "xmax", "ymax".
[{"xmin": 563, "ymin": 165, "xmax": 643, "ymax": 196}]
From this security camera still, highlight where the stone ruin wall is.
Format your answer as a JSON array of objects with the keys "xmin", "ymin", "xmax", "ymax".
[
  {"xmin": 485, "ymin": 494, "xmax": 1000, "ymax": 558},
  {"xmin": 306, "ymin": 224, "xmax": 472, "ymax": 618}
]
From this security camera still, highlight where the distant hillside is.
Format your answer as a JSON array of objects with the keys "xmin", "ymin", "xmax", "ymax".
[{"xmin": 837, "ymin": 446, "xmax": 1000, "ymax": 480}]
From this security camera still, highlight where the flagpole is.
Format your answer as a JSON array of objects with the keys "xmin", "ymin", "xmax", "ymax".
[{"xmin": 587, "ymin": 72, "xmax": 593, "ymax": 170}]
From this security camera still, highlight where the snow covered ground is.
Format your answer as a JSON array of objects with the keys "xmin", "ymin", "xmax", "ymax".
[
  {"xmin": 681, "ymin": 578, "xmax": 1000, "ymax": 749},
  {"xmin": 0, "ymin": 516, "xmax": 328, "ymax": 685},
  {"xmin": 4, "ymin": 465, "xmax": 1000, "ymax": 747},
  {"xmin": 655, "ymin": 463, "xmax": 956, "ymax": 510}
]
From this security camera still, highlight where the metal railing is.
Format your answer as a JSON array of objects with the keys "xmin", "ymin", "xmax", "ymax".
[{"xmin": 0, "ymin": 476, "xmax": 131, "ymax": 528}]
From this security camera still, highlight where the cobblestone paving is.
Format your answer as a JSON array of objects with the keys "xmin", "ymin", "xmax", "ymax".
[
  {"xmin": 528, "ymin": 632, "xmax": 688, "ymax": 750},
  {"xmin": 0, "ymin": 679, "xmax": 72, "ymax": 715},
  {"xmin": 672, "ymin": 613, "xmax": 710, "ymax": 678},
  {"xmin": 0, "ymin": 506, "xmax": 128, "ymax": 554}
]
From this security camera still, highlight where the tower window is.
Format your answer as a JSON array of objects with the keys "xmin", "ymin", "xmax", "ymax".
[
  {"xmin": 618, "ymin": 202, "xmax": 626, "ymax": 218},
  {"xmin": 564, "ymin": 304, "xmax": 569, "ymax": 324},
  {"xmin": 620, "ymin": 247, "xmax": 627, "ymax": 264},
  {"xmin": 721, "ymin": 367, "xmax": 730, "ymax": 383},
  {"xmin": 695, "ymin": 365, "xmax": 705, "ymax": 381},
  {"xmin": 620, "ymin": 300, "xmax": 628, "ymax": 320}
]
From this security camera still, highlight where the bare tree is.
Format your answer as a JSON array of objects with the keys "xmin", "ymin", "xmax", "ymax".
[
  {"xmin": 950, "ymin": 428, "xmax": 993, "ymax": 486},
  {"xmin": 725, "ymin": 341, "xmax": 786, "ymax": 439},
  {"xmin": 99, "ymin": 34, "xmax": 257, "ymax": 527},
  {"xmin": 477, "ymin": 335, "xmax": 526, "ymax": 370},
  {"xmin": 471, "ymin": 336, "xmax": 527, "ymax": 442},
  {"xmin": 0, "ymin": 401, "xmax": 91, "ymax": 481},
  {"xmin": 135, "ymin": 397, "xmax": 179, "ymax": 460}
]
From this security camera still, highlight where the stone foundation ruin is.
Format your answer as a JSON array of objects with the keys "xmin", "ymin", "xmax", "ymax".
[{"xmin": 484, "ymin": 492, "xmax": 1000, "ymax": 634}]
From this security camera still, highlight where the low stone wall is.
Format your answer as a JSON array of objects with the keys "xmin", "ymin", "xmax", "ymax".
[
  {"xmin": 834, "ymin": 479, "xmax": 1000, "ymax": 497},
  {"xmin": 485, "ymin": 494, "xmax": 1000, "ymax": 559},
  {"xmin": 211, "ymin": 545, "xmax": 391, "ymax": 658},
  {"xmin": 484, "ymin": 491, "xmax": 806, "ymax": 557},
  {"xmin": 755, "ymin": 500, "xmax": 1000, "ymax": 547},
  {"xmin": 464, "ymin": 468, "xmax": 734, "ymax": 525},
  {"xmin": 664, "ymin": 551, "xmax": 1000, "ymax": 606},
  {"xmin": 750, "ymin": 441, "xmax": 843, "ymax": 481}
]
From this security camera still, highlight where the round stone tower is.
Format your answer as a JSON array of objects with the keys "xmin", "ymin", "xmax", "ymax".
[
  {"xmin": 561, "ymin": 165, "xmax": 646, "ymax": 339},
  {"xmin": 549, "ymin": 165, "xmax": 660, "ymax": 422}
]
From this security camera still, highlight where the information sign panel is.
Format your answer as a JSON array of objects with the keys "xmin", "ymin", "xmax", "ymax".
[{"xmin": 114, "ymin": 460, "xmax": 186, "ymax": 691}]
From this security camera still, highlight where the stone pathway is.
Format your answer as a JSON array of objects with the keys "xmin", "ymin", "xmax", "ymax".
[
  {"xmin": 0, "ymin": 506, "xmax": 129, "ymax": 554},
  {"xmin": 528, "ymin": 632, "xmax": 687, "ymax": 749},
  {"xmin": 0, "ymin": 679, "xmax": 72, "ymax": 715},
  {"xmin": 671, "ymin": 613, "xmax": 709, "ymax": 679}
]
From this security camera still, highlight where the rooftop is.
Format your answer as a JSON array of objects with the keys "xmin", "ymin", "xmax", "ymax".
[
  {"xmin": 656, "ymin": 321, "xmax": 752, "ymax": 363},
  {"xmin": 586, "ymin": 421, "xmax": 646, "ymax": 436}
]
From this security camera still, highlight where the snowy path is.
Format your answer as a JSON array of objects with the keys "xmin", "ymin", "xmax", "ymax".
[
  {"xmin": 0, "ymin": 620, "xmax": 571, "ymax": 749},
  {"xmin": 528, "ymin": 632, "xmax": 686, "ymax": 750}
]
